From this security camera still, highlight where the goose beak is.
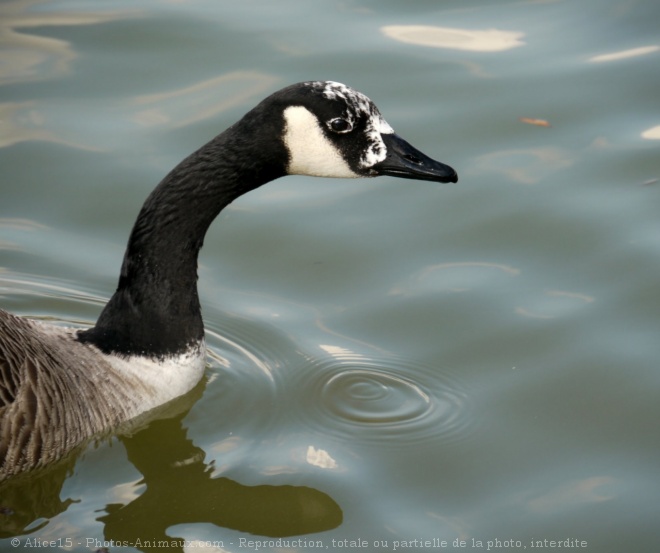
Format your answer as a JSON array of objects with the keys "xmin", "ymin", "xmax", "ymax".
[{"xmin": 372, "ymin": 133, "xmax": 458, "ymax": 183}]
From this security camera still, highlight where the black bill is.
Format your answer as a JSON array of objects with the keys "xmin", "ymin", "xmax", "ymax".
[{"xmin": 372, "ymin": 133, "xmax": 458, "ymax": 183}]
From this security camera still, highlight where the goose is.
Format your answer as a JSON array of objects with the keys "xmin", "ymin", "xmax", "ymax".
[{"xmin": 0, "ymin": 81, "xmax": 457, "ymax": 480}]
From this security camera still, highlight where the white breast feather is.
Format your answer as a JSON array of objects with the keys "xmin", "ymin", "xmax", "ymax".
[
  {"xmin": 104, "ymin": 341, "xmax": 207, "ymax": 416},
  {"xmin": 37, "ymin": 324, "xmax": 208, "ymax": 417}
]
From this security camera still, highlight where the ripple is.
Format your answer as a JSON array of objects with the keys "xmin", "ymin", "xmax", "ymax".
[
  {"xmin": 0, "ymin": 272, "xmax": 107, "ymax": 325},
  {"xmin": 202, "ymin": 323, "xmax": 282, "ymax": 435},
  {"xmin": 293, "ymin": 351, "xmax": 475, "ymax": 446},
  {"xmin": 321, "ymin": 369, "xmax": 430, "ymax": 425},
  {"xmin": 3, "ymin": 279, "xmax": 476, "ymax": 449}
]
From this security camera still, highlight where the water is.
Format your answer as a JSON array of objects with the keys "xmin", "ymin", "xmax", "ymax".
[{"xmin": 1, "ymin": 0, "xmax": 659, "ymax": 551}]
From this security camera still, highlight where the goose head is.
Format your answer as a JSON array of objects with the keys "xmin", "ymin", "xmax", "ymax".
[{"xmin": 264, "ymin": 80, "xmax": 458, "ymax": 183}]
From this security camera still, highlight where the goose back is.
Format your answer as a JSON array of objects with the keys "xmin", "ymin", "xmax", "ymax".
[{"xmin": 0, "ymin": 309, "xmax": 204, "ymax": 479}]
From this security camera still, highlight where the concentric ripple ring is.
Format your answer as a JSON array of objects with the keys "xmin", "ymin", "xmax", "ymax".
[
  {"xmin": 321, "ymin": 369, "xmax": 431, "ymax": 425},
  {"xmin": 294, "ymin": 354, "xmax": 474, "ymax": 446}
]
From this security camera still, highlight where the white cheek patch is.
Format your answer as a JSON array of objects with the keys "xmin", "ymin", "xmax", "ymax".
[{"xmin": 283, "ymin": 106, "xmax": 360, "ymax": 178}]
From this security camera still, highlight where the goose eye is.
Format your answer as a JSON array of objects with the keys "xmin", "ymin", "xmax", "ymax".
[{"xmin": 329, "ymin": 118, "xmax": 353, "ymax": 133}]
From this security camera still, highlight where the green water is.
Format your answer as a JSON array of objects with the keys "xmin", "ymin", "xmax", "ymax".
[{"xmin": 1, "ymin": 0, "xmax": 659, "ymax": 551}]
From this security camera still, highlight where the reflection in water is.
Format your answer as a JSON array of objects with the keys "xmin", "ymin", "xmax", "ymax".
[
  {"xmin": 0, "ymin": 71, "xmax": 280, "ymax": 150},
  {"xmin": 0, "ymin": 0, "xmax": 137, "ymax": 85},
  {"xmin": 641, "ymin": 125, "xmax": 660, "ymax": 140},
  {"xmin": 470, "ymin": 147, "xmax": 575, "ymax": 185},
  {"xmin": 0, "ymin": 386, "xmax": 342, "ymax": 549},
  {"xmin": 131, "ymin": 71, "xmax": 280, "ymax": 130},
  {"xmin": 0, "ymin": 275, "xmax": 106, "ymax": 309},
  {"xmin": 100, "ymin": 415, "xmax": 342, "ymax": 548},
  {"xmin": 527, "ymin": 476, "xmax": 617, "ymax": 513},
  {"xmin": 381, "ymin": 25, "xmax": 524, "ymax": 52},
  {"xmin": 515, "ymin": 289, "xmax": 594, "ymax": 320},
  {"xmin": 588, "ymin": 45, "xmax": 659, "ymax": 63},
  {"xmin": 389, "ymin": 261, "xmax": 520, "ymax": 296},
  {"xmin": 1, "ymin": 4, "xmax": 280, "ymax": 151},
  {"xmin": 0, "ymin": 459, "xmax": 77, "ymax": 539},
  {"xmin": 0, "ymin": 218, "xmax": 47, "ymax": 254},
  {"xmin": 0, "ymin": 102, "xmax": 59, "ymax": 149},
  {"xmin": 306, "ymin": 446, "xmax": 338, "ymax": 470},
  {"xmin": 0, "ymin": 1, "xmax": 136, "ymax": 150}
]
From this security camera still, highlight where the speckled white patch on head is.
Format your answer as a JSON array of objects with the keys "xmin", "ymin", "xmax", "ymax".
[
  {"xmin": 317, "ymin": 81, "xmax": 394, "ymax": 134},
  {"xmin": 283, "ymin": 105, "xmax": 360, "ymax": 178},
  {"xmin": 309, "ymin": 81, "xmax": 395, "ymax": 169}
]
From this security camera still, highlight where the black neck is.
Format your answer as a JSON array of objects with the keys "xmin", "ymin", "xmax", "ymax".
[{"xmin": 78, "ymin": 109, "xmax": 287, "ymax": 357}]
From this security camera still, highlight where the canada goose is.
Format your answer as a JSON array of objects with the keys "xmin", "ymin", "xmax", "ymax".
[{"xmin": 0, "ymin": 81, "xmax": 457, "ymax": 480}]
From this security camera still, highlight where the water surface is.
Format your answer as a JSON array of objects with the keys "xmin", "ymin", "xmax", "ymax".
[{"xmin": 1, "ymin": 0, "xmax": 659, "ymax": 551}]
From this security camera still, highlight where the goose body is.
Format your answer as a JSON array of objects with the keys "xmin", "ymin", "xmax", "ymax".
[{"xmin": 0, "ymin": 81, "xmax": 457, "ymax": 480}]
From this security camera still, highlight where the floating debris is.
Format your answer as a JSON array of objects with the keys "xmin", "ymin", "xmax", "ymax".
[{"xmin": 519, "ymin": 117, "xmax": 551, "ymax": 127}]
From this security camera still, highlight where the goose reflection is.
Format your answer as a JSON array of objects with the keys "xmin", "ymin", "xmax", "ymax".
[{"xmin": 0, "ymin": 384, "xmax": 342, "ymax": 549}]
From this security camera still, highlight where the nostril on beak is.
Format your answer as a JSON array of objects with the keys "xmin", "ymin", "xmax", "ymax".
[{"xmin": 403, "ymin": 154, "xmax": 423, "ymax": 165}]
